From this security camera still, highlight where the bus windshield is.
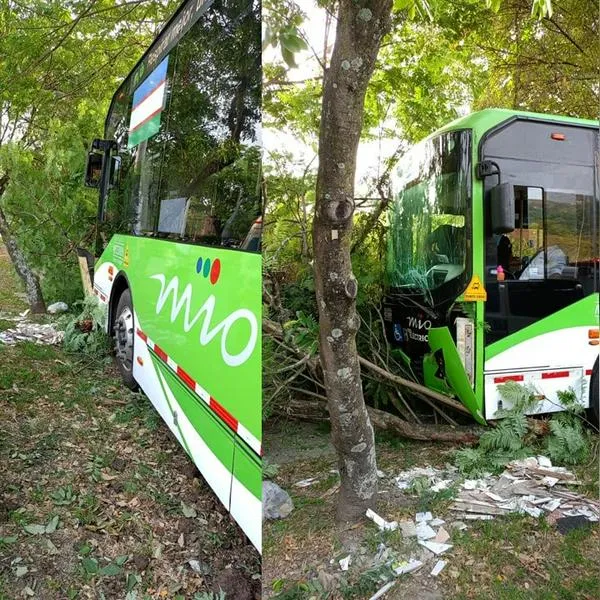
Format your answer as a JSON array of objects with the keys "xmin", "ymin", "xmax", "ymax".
[{"xmin": 387, "ymin": 130, "xmax": 471, "ymax": 293}]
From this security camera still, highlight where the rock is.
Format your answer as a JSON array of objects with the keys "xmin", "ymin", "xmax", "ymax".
[
  {"xmin": 189, "ymin": 559, "xmax": 211, "ymax": 575},
  {"xmin": 47, "ymin": 302, "xmax": 68, "ymax": 314},
  {"xmin": 263, "ymin": 481, "xmax": 294, "ymax": 519}
]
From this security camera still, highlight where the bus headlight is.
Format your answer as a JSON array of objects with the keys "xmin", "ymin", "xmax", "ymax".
[{"xmin": 455, "ymin": 317, "xmax": 474, "ymax": 387}]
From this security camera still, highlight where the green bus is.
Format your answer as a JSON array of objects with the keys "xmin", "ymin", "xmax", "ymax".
[
  {"xmin": 84, "ymin": 0, "xmax": 261, "ymax": 550},
  {"xmin": 384, "ymin": 109, "xmax": 599, "ymax": 425}
]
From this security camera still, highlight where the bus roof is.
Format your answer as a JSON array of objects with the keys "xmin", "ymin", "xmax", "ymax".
[{"xmin": 430, "ymin": 108, "xmax": 598, "ymax": 147}]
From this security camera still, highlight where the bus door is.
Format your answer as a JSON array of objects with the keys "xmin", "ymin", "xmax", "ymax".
[{"xmin": 481, "ymin": 123, "xmax": 598, "ymax": 419}]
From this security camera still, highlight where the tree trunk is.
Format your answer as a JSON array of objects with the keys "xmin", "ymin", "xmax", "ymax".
[
  {"xmin": 0, "ymin": 178, "xmax": 46, "ymax": 313},
  {"xmin": 278, "ymin": 398, "xmax": 483, "ymax": 444},
  {"xmin": 313, "ymin": 0, "xmax": 393, "ymax": 523}
]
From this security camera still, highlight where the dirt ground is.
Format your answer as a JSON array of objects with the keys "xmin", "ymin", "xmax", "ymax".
[
  {"xmin": 0, "ymin": 246, "xmax": 260, "ymax": 599},
  {"xmin": 263, "ymin": 418, "xmax": 599, "ymax": 600}
]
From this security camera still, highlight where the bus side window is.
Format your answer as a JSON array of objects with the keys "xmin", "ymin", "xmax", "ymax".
[{"xmin": 150, "ymin": 3, "xmax": 260, "ymax": 251}]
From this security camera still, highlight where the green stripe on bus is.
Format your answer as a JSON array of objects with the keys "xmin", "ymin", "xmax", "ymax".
[{"xmin": 128, "ymin": 113, "xmax": 162, "ymax": 148}]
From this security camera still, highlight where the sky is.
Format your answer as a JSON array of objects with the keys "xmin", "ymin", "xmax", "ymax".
[{"xmin": 263, "ymin": 0, "xmax": 399, "ymax": 196}]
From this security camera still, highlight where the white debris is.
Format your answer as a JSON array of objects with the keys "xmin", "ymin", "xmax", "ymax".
[
  {"xmin": 542, "ymin": 499, "xmax": 561, "ymax": 512},
  {"xmin": 188, "ymin": 560, "xmax": 204, "ymax": 574},
  {"xmin": 462, "ymin": 479, "xmax": 488, "ymax": 490},
  {"xmin": 430, "ymin": 560, "xmax": 447, "ymax": 577},
  {"xmin": 537, "ymin": 456, "xmax": 553, "ymax": 468},
  {"xmin": 0, "ymin": 322, "xmax": 64, "ymax": 345},
  {"xmin": 542, "ymin": 476, "xmax": 560, "ymax": 487},
  {"xmin": 415, "ymin": 511, "xmax": 433, "ymax": 523},
  {"xmin": 394, "ymin": 465, "xmax": 459, "ymax": 492},
  {"xmin": 418, "ymin": 540, "xmax": 453, "ymax": 555},
  {"xmin": 399, "ymin": 520, "xmax": 417, "ymax": 537},
  {"xmin": 450, "ymin": 457, "xmax": 599, "ymax": 523},
  {"xmin": 294, "ymin": 477, "xmax": 319, "ymax": 488},
  {"xmin": 415, "ymin": 522, "xmax": 436, "ymax": 540},
  {"xmin": 429, "ymin": 518, "xmax": 446, "ymax": 527},
  {"xmin": 393, "ymin": 558, "xmax": 423, "ymax": 575},
  {"xmin": 433, "ymin": 527, "xmax": 450, "ymax": 544},
  {"xmin": 366, "ymin": 508, "xmax": 398, "ymax": 531},
  {"xmin": 431, "ymin": 480, "xmax": 452, "ymax": 492},
  {"xmin": 368, "ymin": 581, "xmax": 396, "ymax": 600},
  {"xmin": 339, "ymin": 555, "xmax": 351, "ymax": 571}
]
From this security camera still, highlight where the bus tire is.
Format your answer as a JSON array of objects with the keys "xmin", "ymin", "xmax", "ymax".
[
  {"xmin": 590, "ymin": 358, "xmax": 599, "ymax": 430},
  {"xmin": 113, "ymin": 289, "xmax": 138, "ymax": 391}
]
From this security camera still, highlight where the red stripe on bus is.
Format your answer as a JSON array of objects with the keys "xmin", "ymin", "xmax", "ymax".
[
  {"xmin": 210, "ymin": 397, "xmax": 238, "ymax": 432},
  {"xmin": 136, "ymin": 329, "xmax": 258, "ymax": 449},
  {"xmin": 493, "ymin": 375, "xmax": 524, "ymax": 383},
  {"xmin": 153, "ymin": 344, "xmax": 168, "ymax": 363},
  {"xmin": 177, "ymin": 366, "xmax": 195, "ymax": 391},
  {"xmin": 541, "ymin": 370, "xmax": 570, "ymax": 379},
  {"xmin": 132, "ymin": 78, "xmax": 166, "ymax": 111},
  {"xmin": 130, "ymin": 106, "xmax": 163, "ymax": 134},
  {"xmin": 585, "ymin": 369, "xmax": 593, "ymax": 376}
]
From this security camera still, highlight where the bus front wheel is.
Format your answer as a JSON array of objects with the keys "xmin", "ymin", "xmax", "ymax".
[{"xmin": 113, "ymin": 289, "xmax": 138, "ymax": 391}]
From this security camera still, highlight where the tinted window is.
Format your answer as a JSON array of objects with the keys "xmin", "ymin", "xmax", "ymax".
[{"xmin": 102, "ymin": 0, "xmax": 261, "ymax": 251}]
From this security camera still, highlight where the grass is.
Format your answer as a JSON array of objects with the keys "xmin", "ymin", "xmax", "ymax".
[
  {"xmin": 0, "ymin": 246, "xmax": 26, "ymax": 314},
  {"xmin": 263, "ymin": 419, "xmax": 599, "ymax": 600},
  {"xmin": 0, "ymin": 248, "xmax": 259, "ymax": 599},
  {"xmin": 449, "ymin": 515, "xmax": 599, "ymax": 599}
]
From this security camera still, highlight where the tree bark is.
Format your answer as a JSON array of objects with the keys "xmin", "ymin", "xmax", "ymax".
[
  {"xmin": 279, "ymin": 398, "xmax": 483, "ymax": 444},
  {"xmin": 0, "ymin": 177, "xmax": 46, "ymax": 313},
  {"xmin": 313, "ymin": 0, "xmax": 393, "ymax": 523}
]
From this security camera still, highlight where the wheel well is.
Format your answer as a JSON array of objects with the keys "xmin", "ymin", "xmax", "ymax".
[{"xmin": 109, "ymin": 274, "xmax": 130, "ymax": 333}]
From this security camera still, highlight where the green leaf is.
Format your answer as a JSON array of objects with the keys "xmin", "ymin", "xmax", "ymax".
[
  {"xmin": 45, "ymin": 515, "xmax": 59, "ymax": 533},
  {"xmin": 181, "ymin": 502, "xmax": 197, "ymax": 518},
  {"xmin": 280, "ymin": 30, "xmax": 307, "ymax": 53},
  {"xmin": 281, "ymin": 47, "xmax": 298, "ymax": 69},
  {"xmin": 126, "ymin": 573, "xmax": 141, "ymax": 592},
  {"xmin": 23, "ymin": 524, "xmax": 46, "ymax": 535},
  {"xmin": 82, "ymin": 557, "xmax": 99, "ymax": 575},
  {"xmin": 0, "ymin": 536, "xmax": 17, "ymax": 544},
  {"xmin": 99, "ymin": 562, "xmax": 123, "ymax": 577}
]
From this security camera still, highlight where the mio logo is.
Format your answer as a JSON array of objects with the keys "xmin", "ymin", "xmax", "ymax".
[
  {"xmin": 151, "ymin": 274, "xmax": 258, "ymax": 367},
  {"xmin": 407, "ymin": 316, "xmax": 432, "ymax": 331}
]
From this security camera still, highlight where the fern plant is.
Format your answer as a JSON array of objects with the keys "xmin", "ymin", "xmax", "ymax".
[
  {"xmin": 455, "ymin": 382, "xmax": 540, "ymax": 475},
  {"xmin": 455, "ymin": 381, "xmax": 592, "ymax": 475},
  {"xmin": 62, "ymin": 295, "xmax": 111, "ymax": 356},
  {"xmin": 544, "ymin": 387, "xmax": 589, "ymax": 464}
]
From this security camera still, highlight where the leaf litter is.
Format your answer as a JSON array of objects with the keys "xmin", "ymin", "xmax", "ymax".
[{"xmin": 0, "ymin": 341, "xmax": 259, "ymax": 599}]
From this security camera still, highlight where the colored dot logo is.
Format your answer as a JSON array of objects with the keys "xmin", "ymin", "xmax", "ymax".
[{"xmin": 196, "ymin": 257, "xmax": 221, "ymax": 285}]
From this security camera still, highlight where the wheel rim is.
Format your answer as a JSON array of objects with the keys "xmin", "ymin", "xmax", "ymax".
[{"xmin": 115, "ymin": 305, "xmax": 134, "ymax": 372}]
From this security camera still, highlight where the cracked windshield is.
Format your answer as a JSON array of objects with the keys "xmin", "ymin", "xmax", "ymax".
[{"xmin": 387, "ymin": 130, "xmax": 470, "ymax": 293}]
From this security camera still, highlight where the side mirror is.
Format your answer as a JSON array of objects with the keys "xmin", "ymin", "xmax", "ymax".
[
  {"xmin": 84, "ymin": 151, "xmax": 103, "ymax": 188},
  {"xmin": 490, "ymin": 182, "xmax": 515, "ymax": 234}
]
